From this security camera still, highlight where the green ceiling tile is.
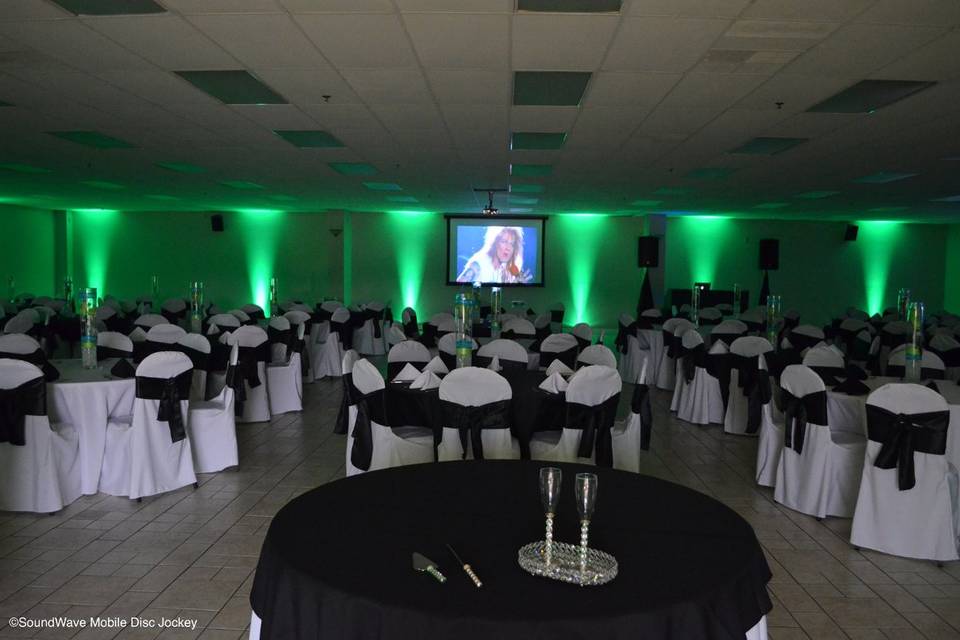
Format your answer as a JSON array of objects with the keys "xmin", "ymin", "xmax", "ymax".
[
  {"xmin": 145, "ymin": 194, "xmax": 180, "ymax": 201},
  {"xmin": 511, "ymin": 132, "xmax": 567, "ymax": 150},
  {"xmin": 729, "ymin": 137, "xmax": 807, "ymax": 155},
  {"xmin": 386, "ymin": 195, "xmax": 419, "ymax": 203},
  {"xmin": 510, "ymin": 183, "xmax": 545, "ymax": 194},
  {"xmin": 50, "ymin": 0, "xmax": 165, "ymax": 14},
  {"xmin": 795, "ymin": 190, "xmax": 840, "ymax": 199},
  {"xmin": 508, "ymin": 196, "xmax": 539, "ymax": 205},
  {"xmin": 221, "ymin": 180, "xmax": 266, "ymax": 190},
  {"xmin": 175, "ymin": 70, "xmax": 286, "ymax": 105},
  {"xmin": 363, "ymin": 182, "xmax": 402, "ymax": 191},
  {"xmin": 329, "ymin": 162, "xmax": 378, "ymax": 176},
  {"xmin": 510, "ymin": 163, "xmax": 553, "ymax": 177},
  {"xmin": 854, "ymin": 172, "xmax": 918, "ymax": 184},
  {"xmin": 518, "ymin": 0, "xmax": 621, "ymax": 11},
  {"xmin": 156, "ymin": 162, "xmax": 205, "ymax": 173},
  {"xmin": 275, "ymin": 130, "xmax": 344, "ymax": 148},
  {"xmin": 80, "ymin": 180, "xmax": 124, "ymax": 190},
  {"xmin": 513, "ymin": 72, "xmax": 592, "ymax": 106},
  {"xmin": 808, "ymin": 80, "xmax": 936, "ymax": 114},
  {"xmin": 0, "ymin": 163, "xmax": 52, "ymax": 174},
  {"xmin": 49, "ymin": 131, "xmax": 135, "ymax": 149}
]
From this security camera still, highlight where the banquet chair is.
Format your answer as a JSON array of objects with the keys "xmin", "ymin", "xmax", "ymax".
[
  {"xmin": 710, "ymin": 319, "xmax": 748, "ymax": 348},
  {"xmin": 187, "ymin": 342, "xmax": 239, "ymax": 473},
  {"xmin": 475, "ymin": 338, "xmax": 528, "ymax": 372},
  {"xmin": 611, "ymin": 361, "xmax": 652, "ymax": 473},
  {"xmin": 3, "ymin": 312, "xmax": 35, "ymax": 335},
  {"xmin": 500, "ymin": 313, "xmax": 518, "ymax": 325},
  {"xmin": 0, "ymin": 333, "xmax": 59, "ymax": 381},
  {"xmin": 640, "ymin": 308, "xmax": 662, "ymax": 320},
  {"xmin": 146, "ymin": 323, "xmax": 187, "ymax": 351},
  {"xmin": 161, "ymin": 298, "xmax": 188, "ymax": 325},
  {"xmin": 387, "ymin": 340, "xmax": 431, "ymax": 380},
  {"xmin": 241, "ymin": 304, "xmax": 265, "ymax": 322},
  {"xmin": 572, "ymin": 323, "xmax": 592, "ymax": 351},
  {"xmin": 879, "ymin": 320, "xmax": 911, "ymax": 371},
  {"xmin": 267, "ymin": 322, "xmax": 304, "ymax": 416},
  {"xmin": 549, "ymin": 302, "xmax": 565, "ymax": 331},
  {"xmin": 312, "ymin": 300, "xmax": 343, "ymax": 346},
  {"xmin": 208, "ymin": 312, "xmax": 242, "ymax": 333},
  {"xmin": 437, "ymin": 367, "xmax": 517, "ymax": 461},
  {"xmin": 229, "ymin": 308, "xmax": 253, "ymax": 326},
  {"xmin": 335, "ymin": 349, "xmax": 360, "ymax": 438},
  {"xmin": 284, "ymin": 310, "xmax": 313, "ymax": 380},
  {"xmin": 846, "ymin": 308, "xmax": 870, "ymax": 321},
  {"xmin": 725, "ymin": 336, "xmax": 775, "ymax": 437},
  {"xmin": 401, "ymin": 307, "xmax": 420, "ymax": 338},
  {"xmin": 313, "ymin": 307, "xmax": 350, "ymax": 379},
  {"xmin": 671, "ymin": 331, "xmax": 726, "ymax": 426},
  {"xmin": 176, "ymin": 333, "xmax": 211, "ymax": 401},
  {"xmin": 267, "ymin": 316, "xmax": 294, "ymax": 365},
  {"xmin": 802, "ymin": 346, "xmax": 846, "ymax": 383},
  {"xmin": 775, "ymin": 365, "xmax": 866, "ymax": 519},
  {"xmin": 0, "ymin": 359, "xmax": 81, "ymax": 512},
  {"xmin": 94, "ymin": 305, "xmax": 125, "ymax": 334},
  {"xmin": 437, "ymin": 332, "xmax": 478, "ymax": 371},
  {"xmin": 533, "ymin": 313, "xmax": 551, "ymax": 344},
  {"xmin": 420, "ymin": 312, "xmax": 454, "ymax": 348},
  {"xmin": 386, "ymin": 324, "xmax": 406, "ymax": 346},
  {"xmin": 502, "ymin": 317, "xmax": 536, "ymax": 339},
  {"xmin": 850, "ymin": 383, "xmax": 959, "ymax": 561},
  {"xmin": 886, "ymin": 349, "xmax": 946, "ymax": 380},
  {"xmin": 530, "ymin": 365, "xmax": 622, "ymax": 466},
  {"xmin": 740, "ymin": 307, "xmax": 765, "ymax": 334},
  {"xmin": 539, "ymin": 333, "xmax": 579, "ymax": 370},
  {"xmin": 346, "ymin": 359, "xmax": 434, "ymax": 476},
  {"xmin": 835, "ymin": 318, "xmax": 871, "ymax": 353},
  {"xmin": 232, "ymin": 325, "xmax": 272, "ymax": 422},
  {"xmin": 353, "ymin": 300, "xmax": 387, "ymax": 356},
  {"xmin": 656, "ymin": 317, "xmax": 695, "ymax": 391},
  {"xmin": 97, "ymin": 331, "xmax": 134, "ymax": 360},
  {"xmin": 928, "ymin": 333, "xmax": 960, "ymax": 380},
  {"xmin": 99, "ymin": 351, "xmax": 196, "ymax": 500},
  {"xmin": 698, "ymin": 307, "xmax": 722, "ymax": 325},
  {"xmin": 577, "ymin": 344, "xmax": 617, "ymax": 369},
  {"xmin": 787, "ymin": 325, "xmax": 826, "ymax": 353},
  {"xmin": 133, "ymin": 313, "xmax": 168, "ymax": 330},
  {"xmin": 615, "ymin": 313, "xmax": 642, "ymax": 383}
]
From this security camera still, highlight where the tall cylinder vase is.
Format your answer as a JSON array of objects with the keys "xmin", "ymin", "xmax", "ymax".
[
  {"xmin": 454, "ymin": 293, "xmax": 473, "ymax": 368},
  {"xmin": 80, "ymin": 287, "xmax": 98, "ymax": 369},
  {"xmin": 905, "ymin": 301, "xmax": 924, "ymax": 381},
  {"xmin": 691, "ymin": 285, "xmax": 700, "ymax": 327},
  {"xmin": 732, "ymin": 283, "xmax": 741, "ymax": 318},
  {"xmin": 490, "ymin": 287, "xmax": 502, "ymax": 339},
  {"xmin": 190, "ymin": 281, "xmax": 204, "ymax": 333}
]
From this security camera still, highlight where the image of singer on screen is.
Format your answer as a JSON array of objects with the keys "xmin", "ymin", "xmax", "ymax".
[{"xmin": 456, "ymin": 226, "xmax": 534, "ymax": 284}]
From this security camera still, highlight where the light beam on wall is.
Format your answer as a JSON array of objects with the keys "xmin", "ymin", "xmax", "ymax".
[
  {"xmin": 237, "ymin": 209, "xmax": 283, "ymax": 316},
  {"xmin": 71, "ymin": 209, "xmax": 118, "ymax": 296},
  {"xmin": 558, "ymin": 213, "xmax": 607, "ymax": 324},
  {"xmin": 672, "ymin": 215, "xmax": 734, "ymax": 285},
  {"xmin": 859, "ymin": 220, "xmax": 902, "ymax": 315},
  {"xmin": 386, "ymin": 210, "xmax": 434, "ymax": 315}
]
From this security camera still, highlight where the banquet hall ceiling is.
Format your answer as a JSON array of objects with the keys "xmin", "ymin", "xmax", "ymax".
[{"xmin": 0, "ymin": 0, "xmax": 959, "ymax": 220}]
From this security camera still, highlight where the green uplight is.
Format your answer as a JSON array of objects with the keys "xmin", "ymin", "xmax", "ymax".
[
  {"xmin": 71, "ymin": 208, "xmax": 119, "ymax": 295},
  {"xmin": 672, "ymin": 215, "xmax": 734, "ymax": 284},
  {"xmin": 238, "ymin": 209, "xmax": 283, "ymax": 315},
  {"xmin": 557, "ymin": 214, "xmax": 607, "ymax": 324},
  {"xmin": 859, "ymin": 220, "xmax": 903, "ymax": 315},
  {"xmin": 386, "ymin": 211, "xmax": 434, "ymax": 314}
]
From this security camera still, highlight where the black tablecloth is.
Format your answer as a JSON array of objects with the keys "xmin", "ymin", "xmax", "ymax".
[
  {"xmin": 251, "ymin": 461, "xmax": 771, "ymax": 640},
  {"xmin": 385, "ymin": 371, "xmax": 564, "ymax": 458}
]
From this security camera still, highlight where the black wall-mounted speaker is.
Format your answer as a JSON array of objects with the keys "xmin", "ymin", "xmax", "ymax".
[
  {"xmin": 759, "ymin": 238, "xmax": 779, "ymax": 270},
  {"xmin": 638, "ymin": 236, "xmax": 659, "ymax": 268},
  {"xmin": 844, "ymin": 224, "xmax": 859, "ymax": 242},
  {"xmin": 211, "ymin": 214, "xmax": 224, "ymax": 232}
]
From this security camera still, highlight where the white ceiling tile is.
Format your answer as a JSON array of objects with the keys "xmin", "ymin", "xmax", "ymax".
[
  {"xmin": 510, "ymin": 106, "xmax": 579, "ymax": 132},
  {"xmin": 582, "ymin": 71, "xmax": 681, "ymax": 108},
  {"xmin": 397, "ymin": 0, "xmax": 512, "ymax": 11},
  {"xmin": 658, "ymin": 73, "xmax": 769, "ymax": 109},
  {"xmin": 625, "ymin": 0, "xmax": 751, "ymax": 17},
  {"xmin": 857, "ymin": 0, "xmax": 960, "ymax": 26},
  {"xmin": 299, "ymin": 104, "xmax": 382, "ymax": 130},
  {"xmin": 280, "ymin": 0, "xmax": 394, "ymax": 11},
  {"xmin": 450, "ymin": 128, "xmax": 507, "ymax": 150},
  {"xmin": 638, "ymin": 105, "xmax": 720, "ymax": 136},
  {"xmin": 741, "ymin": 0, "xmax": 877, "ymax": 22},
  {"xmin": 187, "ymin": 13, "xmax": 328, "ymax": 69},
  {"xmin": 872, "ymin": 31, "xmax": 960, "ymax": 81},
  {"xmin": 294, "ymin": 14, "xmax": 416, "ymax": 68},
  {"xmin": 0, "ymin": 20, "xmax": 152, "ymax": 71},
  {"xmin": 341, "ymin": 67, "xmax": 433, "ymax": 104},
  {"xmin": 736, "ymin": 73, "xmax": 862, "ymax": 112},
  {"xmin": 96, "ymin": 70, "xmax": 219, "ymax": 104},
  {"xmin": 231, "ymin": 104, "xmax": 317, "ymax": 129},
  {"xmin": 253, "ymin": 67, "xmax": 360, "ymax": 105},
  {"xmin": 159, "ymin": 0, "xmax": 284, "ymax": 13},
  {"xmin": 369, "ymin": 103, "xmax": 442, "ymax": 130},
  {"xmin": 334, "ymin": 126, "xmax": 395, "ymax": 150},
  {"xmin": 425, "ymin": 69, "xmax": 510, "ymax": 104},
  {"xmin": 84, "ymin": 15, "xmax": 238, "ymax": 70},
  {"xmin": 512, "ymin": 14, "xmax": 620, "ymax": 71},
  {"xmin": 604, "ymin": 17, "xmax": 731, "ymax": 72},
  {"xmin": 440, "ymin": 104, "xmax": 508, "ymax": 132},
  {"xmin": 404, "ymin": 13, "xmax": 509, "ymax": 70},
  {"xmin": 0, "ymin": 0, "xmax": 71, "ymax": 20},
  {"xmin": 764, "ymin": 112, "xmax": 863, "ymax": 138}
]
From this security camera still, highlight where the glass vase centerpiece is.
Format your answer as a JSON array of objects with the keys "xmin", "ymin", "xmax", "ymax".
[
  {"xmin": 190, "ymin": 281, "xmax": 204, "ymax": 333},
  {"xmin": 471, "ymin": 281, "xmax": 482, "ymax": 326},
  {"xmin": 269, "ymin": 277, "xmax": 279, "ymax": 318},
  {"xmin": 490, "ymin": 287, "xmax": 502, "ymax": 338},
  {"xmin": 766, "ymin": 294, "xmax": 782, "ymax": 346},
  {"xmin": 518, "ymin": 468, "xmax": 617, "ymax": 586},
  {"xmin": 905, "ymin": 301, "xmax": 925, "ymax": 381},
  {"xmin": 691, "ymin": 284, "xmax": 701, "ymax": 326},
  {"xmin": 732, "ymin": 283, "xmax": 741, "ymax": 318},
  {"xmin": 897, "ymin": 288, "xmax": 911, "ymax": 320},
  {"xmin": 79, "ymin": 287, "xmax": 98, "ymax": 369},
  {"xmin": 454, "ymin": 292, "xmax": 473, "ymax": 368}
]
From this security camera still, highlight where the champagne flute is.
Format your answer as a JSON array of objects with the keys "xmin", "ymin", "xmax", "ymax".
[
  {"xmin": 575, "ymin": 473, "xmax": 598, "ymax": 571},
  {"xmin": 539, "ymin": 467, "xmax": 562, "ymax": 565}
]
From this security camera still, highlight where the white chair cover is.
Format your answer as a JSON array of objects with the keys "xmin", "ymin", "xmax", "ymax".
[
  {"xmin": 503, "ymin": 317, "xmax": 536, "ymax": 337},
  {"xmin": 267, "ymin": 323, "xmax": 304, "ymax": 416},
  {"xmin": 284, "ymin": 309, "xmax": 314, "ymax": 380},
  {"xmin": 209, "ymin": 313, "xmax": 242, "ymax": 332},
  {"xmin": 710, "ymin": 320, "xmax": 748, "ymax": 348},
  {"xmin": 339, "ymin": 349, "xmax": 361, "ymax": 472},
  {"xmin": 656, "ymin": 318, "xmax": 694, "ymax": 391},
  {"xmin": 476, "ymin": 339, "xmax": 528, "ymax": 369},
  {"xmin": 176, "ymin": 333, "xmax": 211, "ymax": 402},
  {"xmin": 187, "ymin": 342, "xmax": 239, "ymax": 473},
  {"xmin": 437, "ymin": 367, "xmax": 516, "ymax": 461},
  {"xmin": 540, "ymin": 333, "xmax": 579, "ymax": 371},
  {"xmin": 724, "ymin": 336, "xmax": 775, "ymax": 437},
  {"xmin": 353, "ymin": 300, "xmax": 387, "ymax": 356},
  {"xmin": 241, "ymin": 304, "xmax": 264, "ymax": 319},
  {"xmin": 232, "ymin": 325, "xmax": 271, "ymax": 422},
  {"xmin": 640, "ymin": 308, "xmax": 662, "ymax": 319},
  {"xmin": 230, "ymin": 308, "xmax": 252, "ymax": 325},
  {"xmin": 0, "ymin": 359, "xmax": 81, "ymax": 512},
  {"xmin": 387, "ymin": 340, "xmax": 431, "ymax": 380},
  {"xmin": 99, "ymin": 352, "xmax": 196, "ymax": 499},
  {"xmin": 774, "ymin": 365, "xmax": 866, "ymax": 518},
  {"xmin": 346, "ymin": 359, "xmax": 433, "ymax": 476},
  {"xmin": 386, "ymin": 324, "xmax": 407, "ymax": 346},
  {"xmin": 4, "ymin": 313, "xmax": 35, "ymax": 334},
  {"xmin": 313, "ymin": 307, "xmax": 350, "ymax": 380},
  {"xmin": 850, "ymin": 383, "xmax": 959, "ymax": 560},
  {"xmin": 146, "ymin": 323, "xmax": 187, "ymax": 347},
  {"xmin": 133, "ymin": 313, "xmax": 168, "ymax": 329},
  {"xmin": 577, "ymin": 344, "xmax": 617, "ymax": 369},
  {"xmin": 887, "ymin": 349, "xmax": 946, "ymax": 379},
  {"xmin": 612, "ymin": 360, "xmax": 651, "ymax": 473},
  {"xmin": 572, "ymin": 322, "xmax": 592, "ymax": 349},
  {"xmin": 672, "ymin": 332, "xmax": 726, "ymax": 426}
]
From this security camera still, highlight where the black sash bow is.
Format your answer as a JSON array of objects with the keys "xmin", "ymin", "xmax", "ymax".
[
  {"xmin": 867, "ymin": 404, "xmax": 949, "ymax": 490},
  {"xmin": 97, "ymin": 345, "xmax": 132, "ymax": 360},
  {"xmin": 631, "ymin": 383, "xmax": 653, "ymax": 451},
  {"xmin": 135, "ymin": 369, "xmax": 193, "ymax": 443},
  {"xmin": 680, "ymin": 343, "xmax": 706, "ymax": 383},
  {"xmin": 361, "ymin": 308, "xmax": 383, "ymax": 339},
  {"xmin": 387, "ymin": 360, "xmax": 428, "ymax": 381},
  {"xmin": 177, "ymin": 345, "xmax": 210, "ymax": 372},
  {"xmin": 730, "ymin": 353, "xmax": 772, "ymax": 433},
  {"xmin": 567, "ymin": 394, "xmax": 620, "ymax": 467},
  {"xmin": 0, "ymin": 375, "xmax": 46, "ymax": 446},
  {"xmin": 473, "ymin": 354, "xmax": 526, "ymax": 372},
  {"xmin": 0, "ymin": 349, "xmax": 59, "ymax": 382},
  {"xmin": 615, "ymin": 321, "xmax": 635, "ymax": 355},
  {"xmin": 235, "ymin": 343, "xmax": 270, "ymax": 416},
  {"xmin": 351, "ymin": 388, "xmax": 390, "ymax": 471},
  {"xmin": 335, "ymin": 372, "xmax": 360, "ymax": 435},
  {"xmin": 538, "ymin": 345, "xmax": 577, "ymax": 370},
  {"xmin": 781, "ymin": 389, "xmax": 827, "ymax": 455},
  {"xmin": 330, "ymin": 320, "xmax": 353, "ymax": 350},
  {"xmin": 664, "ymin": 329, "xmax": 681, "ymax": 359},
  {"xmin": 440, "ymin": 399, "xmax": 511, "ymax": 460}
]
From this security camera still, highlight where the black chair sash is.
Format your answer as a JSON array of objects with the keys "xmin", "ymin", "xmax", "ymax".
[
  {"xmin": 334, "ymin": 372, "xmax": 361, "ymax": 435},
  {"xmin": 386, "ymin": 360, "xmax": 428, "ymax": 381},
  {"xmin": 567, "ymin": 394, "xmax": 620, "ymax": 467},
  {"xmin": 132, "ymin": 340, "xmax": 151, "ymax": 364},
  {"xmin": 742, "ymin": 319, "xmax": 763, "ymax": 333},
  {"xmin": 234, "ymin": 342, "xmax": 270, "ymax": 416},
  {"xmin": 438, "ymin": 350, "xmax": 456, "ymax": 372},
  {"xmin": 930, "ymin": 347, "xmax": 960, "ymax": 368},
  {"xmin": 788, "ymin": 331, "xmax": 822, "ymax": 351},
  {"xmin": 615, "ymin": 321, "xmax": 635, "ymax": 355},
  {"xmin": 881, "ymin": 331, "xmax": 908, "ymax": 349},
  {"xmin": 403, "ymin": 309, "xmax": 419, "ymax": 338},
  {"xmin": 0, "ymin": 349, "xmax": 59, "ymax": 382},
  {"xmin": 97, "ymin": 345, "xmax": 133, "ymax": 360},
  {"xmin": 0, "ymin": 375, "xmax": 46, "ymax": 446},
  {"xmin": 330, "ymin": 320, "xmax": 353, "ymax": 350},
  {"xmin": 208, "ymin": 341, "xmax": 231, "ymax": 373},
  {"xmin": 706, "ymin": 352, "xmax": 732, "ymax": 410},
  {"xmin": 729, "ymin": 353, "xmax": 772, "ymax": 433},
  {"xmin": 361, "ymin": 309, "xmax": 383, "ymax": 339},
  {"xmin": 419, "ymin": 323, "xmax": 438, "ymax": 348},
  {"xmin": 574, "ymin": 335, "xmax": 591, "ymax": 352},
  {"xmin": 534, "ymin": 323, "xmax": 552, "ymax": 347},
  {"xmin": 849, "ymin": 337, "xmax": 873, "ymax": 362},
  {"xmin": 783, "ymin": 316, "xmax": 800, "ymax": 331},
  {"xmin": 835, "ymin": 327, "xmax": 860, "ymax": 356},
  {"xmin": 351, "ymin": 388, "xmax": 390, "ymax": 471},
  {"xmin": 663, "ymin": 329, "xmax": 681, "ymax": 359},
  {"xmin": 781, "ymin": 389, "xmax": 828, "ymax": 455},
  {"xmin": 550, "ymin": 309, "xmax": 564, "ymax": 323},
  {"xmin": 631, "ymin": 383, "xmax": 653, "ymax": 451},
  {"xmin": 267, "ymin": 327, "xmax": 294, "ymax": 363},
  {"xmin": 764, "ymin": 349, "xmax": 802, "ymax": 383},
  {"xmin": 440, "ymin": 399, "xmax": 511, "ymax": 460},
  {"xmin": 885, "ymin": 364, "xmax": 945, "ymax": 380},
  {"xmin": 680, "ymin": 343, "xmax": 707, "ymax": 384},
  {"xmin": 538, "ymin": 345, "xmax": 577, "ymax": 370},
  {"xmin": 177, "ymin": 345, "xmax": 210, "ymax": 372},
  {"xmin": 698, "ymin": 316, "xmax": 721, "ymax": 326},
  {"xmin": 809, "ymin": 365, "xmax": 847, "ymax": 386},
  {"xmin": 135, "ymin": 369, "xmax": 193, "ymax": 443},
  {"xmin": 472, "ymin": 354, "xmax": 527, "ymax": 373},
  {"xmin": 246, "ymin": 308, "xmax": 266, "ymax": 322},
  {"xmin": 866, "ymin": 404, "xmax": 949, "ymax": 491}
]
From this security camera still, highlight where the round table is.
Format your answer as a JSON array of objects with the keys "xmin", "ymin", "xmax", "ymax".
[{"xmin": 250, "ymin": 461, "xmax": 771, "ymax": 640}]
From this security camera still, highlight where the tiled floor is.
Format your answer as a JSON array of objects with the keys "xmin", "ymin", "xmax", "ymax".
[{"xmin": 2, "ymin": 373, "xmax": 960, "ymax": 640}]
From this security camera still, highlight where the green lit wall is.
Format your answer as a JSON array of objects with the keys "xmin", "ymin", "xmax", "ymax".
[
  {"xmin": 0, "ymin": 204, "xmax": 57, "ymax": 298},
  {"xmin": 944, "ymin": 225, "xmax": 960, "ymax": 313},
  {"xmin": 665, "ymin": 217, "xmax": 947, "ymax": 325}
]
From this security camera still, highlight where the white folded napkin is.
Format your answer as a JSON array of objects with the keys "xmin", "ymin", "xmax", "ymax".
[
  {"xmin": 545, "ymin": 359, "xmax": 573, "ymax": 376},
  {"xmin": 539, "ymin": 371, "xmax": 568, "ymax": 393},
  {"xmin": 128, "ymin": 327, "xmax": 147, "ymax": 342},
  {"xmin": 392, "ymin": 362, "xmax": 421, "ymax": 382},
  {"xmin": 218, "ymin": 331, "xmax": 233, "ymax": 345},
  {"xmin": 424, "ymin": 355, "xmax": 449, "ymax": 374},
  {"xmin": 410, "ymin": 370, "xmax": 442, "ymax": 390},
  {"xmin": 487, "ymin": 355, "xmax": 502, "ymax": 372}
]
